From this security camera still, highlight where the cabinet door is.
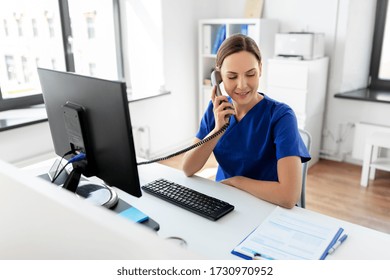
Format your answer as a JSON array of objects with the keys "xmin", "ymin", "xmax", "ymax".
[
  {"xmin": 267, "ymin": 87, "xmax": 307, "ymax": 116},
  {"xmin": 267, "ymin": 61, "xmax": 309, "ymax": 90}
]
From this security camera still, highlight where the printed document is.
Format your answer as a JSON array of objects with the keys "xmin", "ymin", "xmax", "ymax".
[{"xmin": 232, "ymin": 206, "xmax": 343, "ymax": 260}]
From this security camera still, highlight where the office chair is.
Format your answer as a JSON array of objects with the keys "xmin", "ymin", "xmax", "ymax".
[{"xmin": 297, "ymin": 129, "xmax": 312, "ymax": 208}]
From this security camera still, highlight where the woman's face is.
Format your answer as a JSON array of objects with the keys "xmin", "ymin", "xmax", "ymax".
[{"xmin": 220, "ymin": 51, "xmax": 261, "ymax": 107}]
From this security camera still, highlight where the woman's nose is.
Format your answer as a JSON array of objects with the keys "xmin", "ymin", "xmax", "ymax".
[{"xmin": 237, "ymin": 76, "xmax": 247, "ymax": 89}]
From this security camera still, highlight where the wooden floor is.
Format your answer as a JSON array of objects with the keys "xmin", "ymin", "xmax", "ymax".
[
  {"xmin": 160, "ymin": 156, "xmax": 390, "ymax": 234},
  {"xmin": 306, "ymin": 159, "xmax": 390, "ymax": 234}
]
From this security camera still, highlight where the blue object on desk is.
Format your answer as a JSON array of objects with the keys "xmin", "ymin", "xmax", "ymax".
[
  {"xmin": 320, "ymin": 228, "xmax": 344, "ymax": 259},
  {"xmin": 119, "ymin": 207, "xmax": 149, "ymax": 223},
  {"xmin": 328, "ymin": 233, "xmax": 348, "ymax": 254}
]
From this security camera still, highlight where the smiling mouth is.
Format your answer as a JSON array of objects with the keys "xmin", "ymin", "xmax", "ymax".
[{"xmin": 235, "ymin": 91, "xmax": 249, "ymax": 96}]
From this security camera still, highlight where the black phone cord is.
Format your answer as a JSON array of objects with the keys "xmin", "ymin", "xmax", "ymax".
[{"xmin": 137, "ymin": 123, "xmax": 229, "ymax": 165}]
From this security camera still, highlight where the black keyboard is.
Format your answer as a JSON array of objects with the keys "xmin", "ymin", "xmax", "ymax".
[{"xmin": 142, "ymin": 178, "xmax": 234, "ymax": 221}]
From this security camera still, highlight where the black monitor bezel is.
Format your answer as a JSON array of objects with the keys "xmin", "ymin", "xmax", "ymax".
[{"xmin": 38, "ymin": 68, "xmax": 142, "ymax": 197}]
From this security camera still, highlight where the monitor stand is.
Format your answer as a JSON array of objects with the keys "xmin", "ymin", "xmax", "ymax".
[
  {"xmin": 62, "ymin": 165, "xmax": 119, "ymax": 209},
  {"xmin": 38, "ymin": 170, "xmax": 119, "ymax": 209},
  {"xmin": 38, "ymin": 161, "xmax": 159, "ymax": 231},
  {"xmin": 75, "ymin": 181, "xmax": 119, "ymax": 209}
]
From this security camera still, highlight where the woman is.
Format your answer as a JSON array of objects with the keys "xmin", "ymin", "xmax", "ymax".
[{"xmin": 182, "ymin": 34, "xmax": 310, "ymax": 208}]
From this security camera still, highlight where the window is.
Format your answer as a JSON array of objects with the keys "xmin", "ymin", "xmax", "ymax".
[
  {"xmin": 67, "ymin": 0, "xmax": 118, "ymax": 80},
  {"xmin": 0, "ymin": 0, "xmax": 165, "ymax": 111},
  {"xmin": 45, "ymin": 11, "xmax": 56, "ymax": 38},
  {"xmin": 3, "ymin": 19, "xmax": 9, "ymax": 36},
  {"xmin": 15, "ymin": 12, "xmax": 23, "ymax": 37},
  {"xmin": 85, "ymin": 13, "xmax": 96, "ymax": 39},
  {"xmin": 370, "ymin": 0, "xmax": 390, "ymax": 90},
  {"xmin": 0, "ymin": 0, "xmax": 65, "ymax": 110},
  {"xmin": 21, "ymin": 56, "xmax": 31, "ymax": 83},
  {"xmin": 5, "ymin": 55, "xmax": 16, "ymax": 81},
  {"xmin": 32, "ymin": 18, "xmax": 38, "ymax": 37},
  {"xmin": 120, "ymin": 0, "xmax": 166, "ymax": 99}
]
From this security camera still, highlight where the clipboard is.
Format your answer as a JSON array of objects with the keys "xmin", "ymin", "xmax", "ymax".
[{"xmin": 232, "ymin": 207, "xmax": 345, "ymax": 260}]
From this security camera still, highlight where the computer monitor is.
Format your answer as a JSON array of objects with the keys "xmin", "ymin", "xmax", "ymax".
[{"xmin": 37, "ymin": 68, "xmax": 142, "ymax": 202}]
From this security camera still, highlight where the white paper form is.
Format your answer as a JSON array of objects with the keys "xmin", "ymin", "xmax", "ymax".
[{"xmin": 233, "ymin": 206, "xmax": 343, "ymax": 260}]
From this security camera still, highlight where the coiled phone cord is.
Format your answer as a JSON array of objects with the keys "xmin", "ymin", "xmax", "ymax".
[{"xmin": 137, "ymin": 123, "xmax": 229, "ymax": 165}]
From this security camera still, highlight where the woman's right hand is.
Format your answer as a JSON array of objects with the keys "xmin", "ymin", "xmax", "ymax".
[{"xmin": 211, "ymin": 85, "xmax": 235, "ymax": 131}]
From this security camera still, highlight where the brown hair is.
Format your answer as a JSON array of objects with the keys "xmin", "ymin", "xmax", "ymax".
[{"xmin": 215, "ymin": 33, "xmax": 262, "ymax": 69}]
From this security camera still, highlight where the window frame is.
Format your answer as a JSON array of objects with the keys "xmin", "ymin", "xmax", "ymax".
[
  {"xmin": 0, "ymin": 92, "xmax": 44, "ymax": 111},
  {"xmin": 0, "ymin": 0, "xmax": 71, "ymax": 111},
  {"xmin": 369, "ymin": 0, "xmax": 390, "ymax": 90},
  {"xmin": 0, "ymin": 0, "xmax": 125, "ymax": 112},
  {"xmin": 0, "ymin": 0, "xmax": 167, "ymax": 113}
]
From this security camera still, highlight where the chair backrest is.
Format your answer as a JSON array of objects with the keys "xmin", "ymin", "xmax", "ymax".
[{"xmin": 297, "ymin": 129, "xmax": 312, "ymax": 208}]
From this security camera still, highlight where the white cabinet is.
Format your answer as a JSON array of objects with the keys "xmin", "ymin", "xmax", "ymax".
[
  {"xmin": 267, "ymin": 57, "xmax": 329, "ymax": 166},
  {"xmin": 198, "ymin": 18, "xmax": 278, "ymax": 121}
]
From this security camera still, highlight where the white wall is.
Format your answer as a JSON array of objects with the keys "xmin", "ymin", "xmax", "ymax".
[
  {"xmin": 321, "ymin": 0, "xmax": 390, "ymax": 162},
  {"xmin": 1, "ymin": 0, "xmax": 387, "ymax": 166}
]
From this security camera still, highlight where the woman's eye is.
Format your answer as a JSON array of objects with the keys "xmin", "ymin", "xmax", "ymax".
[{"xmin": 227, "ymin": 76, "xmax": 237, "ymax": 79}]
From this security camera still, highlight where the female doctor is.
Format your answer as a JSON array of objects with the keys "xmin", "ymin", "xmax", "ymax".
[{"xmin": 182, "ymin": 34, "xmax": 310, "ymax": 209}]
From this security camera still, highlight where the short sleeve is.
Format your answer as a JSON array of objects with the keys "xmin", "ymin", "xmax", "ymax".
[
  {"xmin": 273, "ymin": 109, "xmax": 311, "ymax": 163},
  {"xmin": 196, "ymin": 100, "xmax": 215, "ymax": 140}
]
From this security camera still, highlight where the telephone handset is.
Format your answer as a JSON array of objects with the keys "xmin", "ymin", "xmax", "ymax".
[
  {"xmin": 211, "ymin": 70, "xmax": 233, "ymax": 122},
  {"xmin": 137, "ymin": 71, "xmax": 230, "ymax": 166},
  {"xmin": 211, "ymin": 70, "xmax": 223, "ymax": 97}
]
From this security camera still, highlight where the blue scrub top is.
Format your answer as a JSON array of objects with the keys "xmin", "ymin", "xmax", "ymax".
[{"xmin": 196, "ymin": 93, "xmax": 311, "ymax": 182}]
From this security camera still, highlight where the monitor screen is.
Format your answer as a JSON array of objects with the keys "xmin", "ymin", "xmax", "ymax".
[{"xmin": 38, "ymin": 68, "xmax": 142, "ymax": 198}]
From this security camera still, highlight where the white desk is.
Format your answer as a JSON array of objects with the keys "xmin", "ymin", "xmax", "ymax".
[
  {"xmin": 25, "ymin": 160, "xmax": 390, "ymax": 260},
  {"xmin": 125, "ymin": 162, "xmax": 390, "ymax": 260}
]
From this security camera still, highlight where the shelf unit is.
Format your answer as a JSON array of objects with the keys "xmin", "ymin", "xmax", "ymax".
[
  {"xmin": 198, "ymin": 18, "xmax": 278, "ymax": 122},
  {"xmin": 267, "ymin": 57, "xmax": 329, "ymax": 166}
]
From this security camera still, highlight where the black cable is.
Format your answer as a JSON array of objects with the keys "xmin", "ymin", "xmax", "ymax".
[
  {"xmin": 51, "ymin": 150, "xmax": 85, "ymax": 183},
  {"xmin": 137, "ymin": 123, "xmax": 229, "ymax": 165},
  {"xmin": 51, "ymin": 150, "xmax": 73, "ymax": 183},
  {"xmin": 51, "ymin": 161, "xmax": 72, "ymax": 183}
]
